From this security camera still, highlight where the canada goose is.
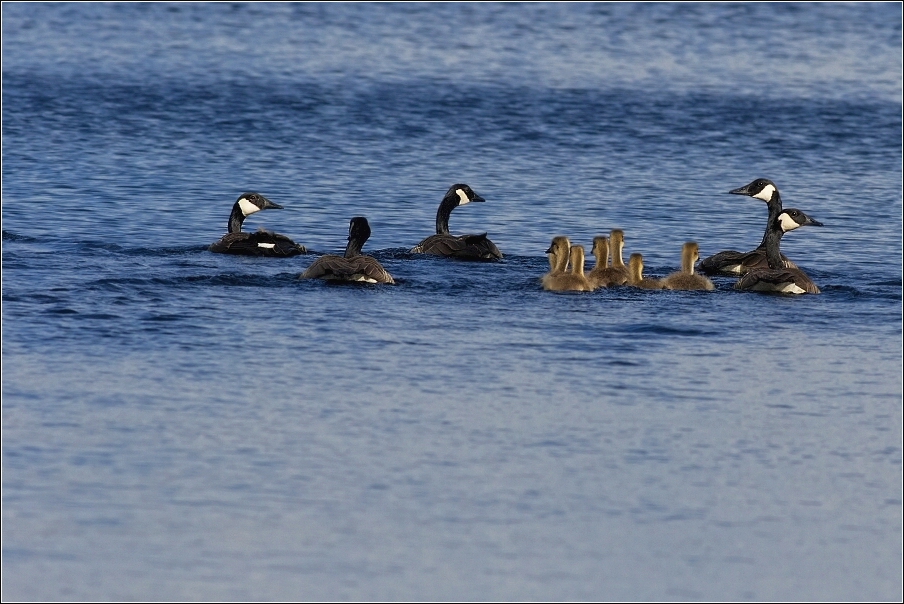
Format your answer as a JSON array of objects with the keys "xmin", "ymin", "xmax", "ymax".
[
  {"xmin": 607, "ymin": 229, "xmax": 631, "ymax": 284},
  {"xmin": 300, "ymin": 217, "xmax": 394, "ymax": 284},
  {"xmin": 209, "ymin": 192, "xmax": 305, "ymax": 257},
  {"xmin": 698, "ymin": 178, "xmax": 796, "ymax": 275},
  {"xmin": 587, "ymin": 236, "xmax": 628, "ymax": 288},
  {"xmin": 627, "ymin": 253, "xmax": 665, "ymax": 289},
  {"xmin": 410, "ymin": 184, "xmax": 502, "ymax": 260},
  {"xmin": 544, "ymin": 245, "xmax": 592, "ymax": 292},
  {"xmin": 734, "ymin": 209, "xmax": 823, "ymax": 294},
  {"xmin": 662, "ymin": 242, "xmax": 715, "ymax": 291},
  {"xmin": 541, "ymin": 236, "xmax": 571, "ymax": 289}
]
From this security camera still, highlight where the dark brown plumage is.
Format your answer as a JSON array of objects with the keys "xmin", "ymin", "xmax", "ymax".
[
  {"xmin": 410, "ymin": 184, "xmax": 502, "ymax": 260},
  {"xmin": 300, "ymin": 217, "xmax": 394, "ymax": 284}
]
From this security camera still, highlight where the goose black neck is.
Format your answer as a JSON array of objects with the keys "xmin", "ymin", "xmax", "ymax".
[
  {"xmin": 344, "ymin": 236, "xmax": 365, "ymax": 258},
  {"xmin": 435, "ymin": 194, "xmax": 459, "ymax": 235},
  {"xmin": 763, "ymin": 220, "xmax": 787, "ymax": 269},
  {"xmin": 757, "ymin": 191, "xmax": 783, "ymax": 250},
  {"xmin": 228, "ymin": 203, "xmax": 245, "ymax": 234},
  {"xmin": 344, "ymin": 220, "xmax": 371, "ymax": 258}
]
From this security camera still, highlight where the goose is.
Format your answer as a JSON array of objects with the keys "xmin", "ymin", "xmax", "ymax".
[
  {"xmin": 627, "ymin": 253, "xmax": 665, "ymax": 290},
  {"xmin": 544, "ymin": 245, "xmax": 592, "ymax": 292},
  {"xmin": 587, "ymin": 236, "xmax": 628, "ymax": 288},
  {"xmin": 410, "ymin": 184, "xmax": 502, "ymax": 260},
  {"xmin": 607, "ymin": 229, "xmax": 631, "ymax": 284},
  {"xmin": 300, "ymin": 217, "xmax": 394, "ymax": 284},
  {"xmin": 698, "ymin": 178, "xmax": 796, "ymax": 275},
  {"xmin": 209, "ymin": 192, "xmax": 305, "ymax": 257},
  {"xmin": 662, "ymin": 242, "xmax": 715, "ymax": 291},
  {"xmin": 734, "ymin": 209, "xmax": 823, "ymax": 294},
  {"xmin": 541, "ymin": 236, "xmax": 571, "ymax": 289}
]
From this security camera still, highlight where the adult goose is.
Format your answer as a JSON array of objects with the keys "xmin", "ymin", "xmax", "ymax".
[
  {"xmin": 734, "ymin": 209, "xmax": 823, "ymax": 295},
  {"xmin": 410, "ymin": 184, "xmax": 502, "ymax": 260},
  {"xmin": 698, "ymin": 178, "xmax": 796, "ymax": 275},
  {"xmin": 209, "ymin": 192, "xmax": 305, "ymax": 257},
  {"xmin": 300, "ymin": 217, "xmax": 394, "ymax": 284}
]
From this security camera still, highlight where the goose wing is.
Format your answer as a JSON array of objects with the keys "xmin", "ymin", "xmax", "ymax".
[
  {"xmin": 735, "ymin": 268, "xmax": 820, "ymax": 294},
  {"xmin": 300, "ymin": 254, "xmax": 394, "ymax": 284},
  {"xmin": 411, "ymin": 233, "xmax": 502, "ymax": 260},
  {"xmin": 210, "ymin": 230, "xmax": 305, "ymax": 257},
  {"xmin": 698, "ymin": 248, "xmax": 796, "ymax": 275}
]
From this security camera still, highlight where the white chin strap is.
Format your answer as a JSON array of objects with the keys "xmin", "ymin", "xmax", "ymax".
[{"xmin": 238, "ymin": 198, "xmax": 262, "ymax": 216}]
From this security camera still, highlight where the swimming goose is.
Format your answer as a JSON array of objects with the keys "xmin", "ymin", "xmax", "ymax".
[
  {"xmin": 544, "ymin": 245, "xmax": 592, "ymax": 292},
  {"xmin": 698, "ymin": 178, "xmax": 796, "ymax": 275},
  {"xmin": 300, "ymin": 217, "xmax": 394, "ymax": 284},
  {"xmin": 607, "ymin": 229, "xmax": 631, "ymax": 284},
  {"xmin": 410, "ymin": 184, "xmax": 502, "ymax": 260},
  {"xmin": 587, "ymin": 236, "xmax": 628, "ymax": 288},
  {"xmin": 662, "ymin": 242, "xmax": 715, "ymax": 291},
  {"xmin": 734, "ymin": 209, "xmax": 823, "ymax": 294},
  {"xmin": 209, "ymin": 192, "xmax": 306, "ymax": 257},
  {"xmin": 627, "ymin": 253, "xmax": 665, "ymax": 289},
  {"xmin": 541, "ymin": 236, "xmax": 571, "ymax": 289}
]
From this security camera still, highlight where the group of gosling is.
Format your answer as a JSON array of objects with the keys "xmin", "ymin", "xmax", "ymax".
[
  {"xmin": 542, "ymin": 232, "xmax": 712, "ymax": 292},
  {"xmin": 209, "ymin": 178, "xmax": 824, "ymax": 295}
]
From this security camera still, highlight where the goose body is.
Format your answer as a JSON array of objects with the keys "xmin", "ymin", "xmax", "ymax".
[
  {"xmin": 627, "ymin": 253, "xmax": 665, "ymax": 290},
  {"xmin": 410, "ymin": 184, "xmax": 502, "ymax": 260},
  {"xmin": 300, "ymin": 217, "xmax": 394, "ymax": 284},
  {"xmin": 209, "ymin": 192, "xmax": 305, "ymax": 257},
  {"xmin": 587, "ymin": 236, "xmax": 628, "ymax": 288},
  {"xmin": 541, "ymin": 236, "xmax": 571, "ymax": 289},
  {"xmin": 698, "ymin": 179, "xmax": 796, "ymax": 275},
  {"xmin": 544, "ymin": 245, "xmax": 592, "ymax": 292},
  {"xmin": 734, "ymin": 209, "xmax": 822, "ymax": 295},
  {"xmin": 662, "ymin": 242, "xmax": 715, "ymax": 291}
]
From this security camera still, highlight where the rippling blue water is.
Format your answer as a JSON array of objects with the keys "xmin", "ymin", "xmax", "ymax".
[{"xmin": 2, "ymin": 3, "xmax": 902, "ymax": 601}]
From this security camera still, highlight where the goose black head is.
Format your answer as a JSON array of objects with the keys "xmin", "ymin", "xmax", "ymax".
[
  {"xmin": 776, "ymin": 208, "xmax": 823, "ymax": 233},
  {"xmin": 344, "ymin": 216, "xmax": 372, "ymax": 258},
  {"xmin": 729, "ymin": 178, "xmax": 779, "ymax": 203},
  {"xmin": 235, "ymin": 192, "xmax": 283, "ymax": 217},
  {"xmin": 445, "ymin": 184, "xmax": 485, "ymax": 206}
]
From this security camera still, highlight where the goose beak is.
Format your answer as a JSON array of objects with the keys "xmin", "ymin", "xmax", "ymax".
[
  {"xmin": 471, "ymin": 193, "xmax": 486, "ymax": 203},
  {"xmin": 262, "ymin": 197, "xmax": 283, "ymax": 210},
  {"xmin": 806, "ymin": 217, "xmax": 824, "ymax": 227},
  {"xmin": 729, "ymin": 184, "xmax": 751, "ymax": 195}
]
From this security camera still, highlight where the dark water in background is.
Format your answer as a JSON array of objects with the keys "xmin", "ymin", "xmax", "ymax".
[{"xmin": 2, "ymin": 3, "xmax": 901, "ymax": 601}]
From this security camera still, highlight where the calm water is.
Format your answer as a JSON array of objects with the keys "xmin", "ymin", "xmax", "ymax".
[{"xmin": 2, "ymin": 3, "xmax": 902, "ymax": 601}]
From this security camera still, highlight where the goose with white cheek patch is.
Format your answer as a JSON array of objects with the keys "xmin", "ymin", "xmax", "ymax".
[
  {"xmin": 209, "ymin": 192, "xmax": 306, "ymax": 257},
  {"xmin": 698, "ymin": 178, "xmax": 796, "ymax": 275},
  {"xmin": 734, "ymin": 208, "xmax": 823, "ymax": 295},
  {"xmin": 410, "ymin": 184, "xmax": 502, "ymax": 260},
  {"xmin": 300, "ymin": 217, "xmax": 394, "ymax": 284}
]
